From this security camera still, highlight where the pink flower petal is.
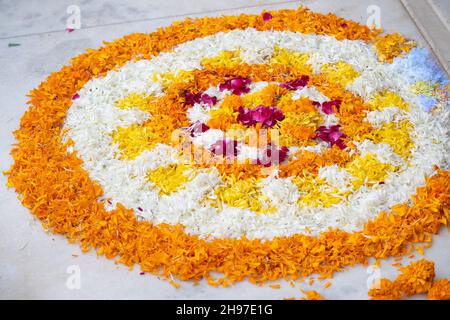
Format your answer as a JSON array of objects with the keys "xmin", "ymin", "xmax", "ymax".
[
  {"xmin": 185, "ymin": 91, "xmax": 218, "ymax": 106},
  {"xmin": 328, "ymin": 130, "xmax": 344, "ymax": 142},
  {"xmin": 315, "ymin": 125, "xmax": 346, "ymax": 149},
  {"xmin": 236, "ymin": 107, "xmax": 255, "ymax": 126},
  {"xmin": 329, "ymin": 125, "xmax": 342, "ymax": 132},
  {"xmin": 271, "ymin": 108, "xmax": 285, "ymax": 123},
  {"xmin": 188, "ymin": 122, "xmax": 210, "ymax": 137},
  {"xmin": 219, "ymin": 77, "xmax": 252, "ymax": 95},
  {"xmin": 316, "ymin": 132, "xmax": 329, "ymax": 141},
  {"xmin": 185, "ymin": 91, "xmax": 202, "ymax": 105},
  {"xmin": 230, "ymin": 77, "xmax": 244, "ymax": 89},
  {"xmin": 316, "ymin": 125, "xmax": 328, "ymax": 134},
  {"xmin": 200, "ymin": 93, "xmax": 217, "ymax": 106},
  {"xmin": 251, "ymin": 105, "xmax": 272, "ymax": 123},
  {"xmin": 258, "ymin": 145, "xmax": 289, "ymax": 167},
  {"xmin": 323, "ymin": 100, "xmax": 341, "ymax": 114},
  {"xmin": 262, "ymin": 12, "xmax": 273, "ymax": 21},
  {"xmin": 320, "ymin": 103, "xmax": 334, "ymax": 115},
  {"xmin": 237, "ymin": 106, "xmax": 284, "ymax": 128},
  {"xmin": 234, "ymin": 86, "xmax": 251, "ymax": 95},
  {"xmin": 313, "ymin": 100, "xmax": 341, "ymax": 115},
  {"xmin": 210, "ymin": 139, "xmax": 238, "ymax": 157},
  {"xmin": 279, "ymin": 76, "xmax": 310, "ymax": 90},
  {"xmin": 219, "ymin": 82, "xmax": 231, "ymax": 91},
  {"xmin": 334, "ymin": 139, "xmax": 347, "ymax": 150}
]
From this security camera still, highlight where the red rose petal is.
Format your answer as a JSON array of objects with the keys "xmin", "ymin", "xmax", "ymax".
[
  {"xmin": 219, "ymin": 82, "xmax": 231, "ymax": 91},
  {"xmin": 329, "ymin": 125, "xmax": 342, "ymax": 132},
  {"xmin": 316, "ymin": 125, "xmax": 346, "ymax": 149},
  {"xmin": 236, "ymin": 107, "xmax": 255, "ymax": 126},
  {"xmin": 320, "ymin": 103, "xmax": 334, "ymax": 115},
  {"xmin": 185, "ymin": 91, "xmax": 202, "ymax": 105},
  {"xmin": 334, "ymin": 139, "xmax": 347, "ymax": 150},
  {"xmin": 200, "ymin": 93, "xmax": 217, "ymax": 106},
  {"xmin": 188, "ymin": 121, "xmax": 210, "ymax": 137},
  {"xmin": 219, "ymin": 77, "xmax": 252, "ymax": 95},
  {"xmin": 313, "ymin": 100, "xmax": 341, "ymax": 115},
  {"xmin": 258, "ymin": 145, "xmax": 289, "ymax": 167},
  {"xmin": 185, "ymin": 91, "xmax": 218, "ymax": 106},
  {"xmin": 251, "ymin": 105, "xmax": 272, "ymax": 123},
  {"xmin": 230, "ymin": 77, "xmax": 244, "ymax": 89},
  {"xmin": 210, "ymin": 139, "xmax": 238, "ymax": 157},
  {"xmin": 279, "ymin": 76, "xmax": 309, "ymax": 90},
  {"xmin": 262, "ymin": 12, "xmax": 273, "ymax": 21},
  {"xmin": 237, "ymin": 105, "xmax": 284, "ymax": 128},
  {"xmin": 328, "ymin": 130, "xmax": 344, "ymax": 142}
]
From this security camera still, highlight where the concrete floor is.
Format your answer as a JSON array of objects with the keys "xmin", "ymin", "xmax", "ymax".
[{"xmin": 0, "ymin": 0, "xmax": 449, "ymax": 299}]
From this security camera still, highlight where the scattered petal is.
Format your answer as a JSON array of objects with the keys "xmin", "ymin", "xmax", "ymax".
[
  {"xmin": 200, "ymin": 93, "xmax": 218, "ymax": 106},
  {"xmin": 279, "ymin": 76, "xmax": 309, "ymax": 90},
  {"xmin": 219, "ymin": 76, "xmax": 252, "ymax": 95},
  {"xmin": 316, "ymin": 125, "xmax": 346, "ymax": 149},
  {"xmin": 313, "ymin": 100, "xmax": 341, "ymax": 115},
  {"xmin": 262, "ymin": 12, "xmax": 273, "ymax": 21},
  {"xmin": 258, "ymin": 145, "xmax": 289, "ymax": 167},
  {"xmin": 237, "ymin": 105, "xmax": 285, "ymax": 128},
  {"xmin": 188, "ymin": 121, "xmax": 210, "ymax": 137},
  {"xmin": 210, "ymin": 139, "xmax": 238, "ymax": 157},
  {"xmin": 185, "ymin": 91, "xmax": 202, "ymax": 105},
  {"xmin": 236, "ymin": 106, "xmax": 255, "ymax": 126}
]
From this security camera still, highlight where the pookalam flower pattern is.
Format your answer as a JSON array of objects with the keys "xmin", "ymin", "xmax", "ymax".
[{"xmin": 5, "ymin": 8, "xmax": 450, "ymax": 298}]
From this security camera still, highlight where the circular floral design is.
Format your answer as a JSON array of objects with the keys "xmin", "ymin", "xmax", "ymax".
[{"xmin": 6, "ymin": 8, "xmax": 450, "ymax": 286}]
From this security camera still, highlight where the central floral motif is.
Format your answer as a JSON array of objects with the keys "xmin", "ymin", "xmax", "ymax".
[
  {"xmin": 176, "ymin": 74, "xmax": 350, "ymax": 171},
  {"xmin": 107, "ymin": 55, "xmax": 402, "ymax": 219},
  {"xmin": 177, "ymin": 73, "xmax": 348, "ymax": 166}
]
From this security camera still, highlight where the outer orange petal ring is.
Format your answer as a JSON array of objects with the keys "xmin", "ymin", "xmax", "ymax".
[{"xmin": 6, "ymin": 8, "xmax": 450, "ymax": 286}]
